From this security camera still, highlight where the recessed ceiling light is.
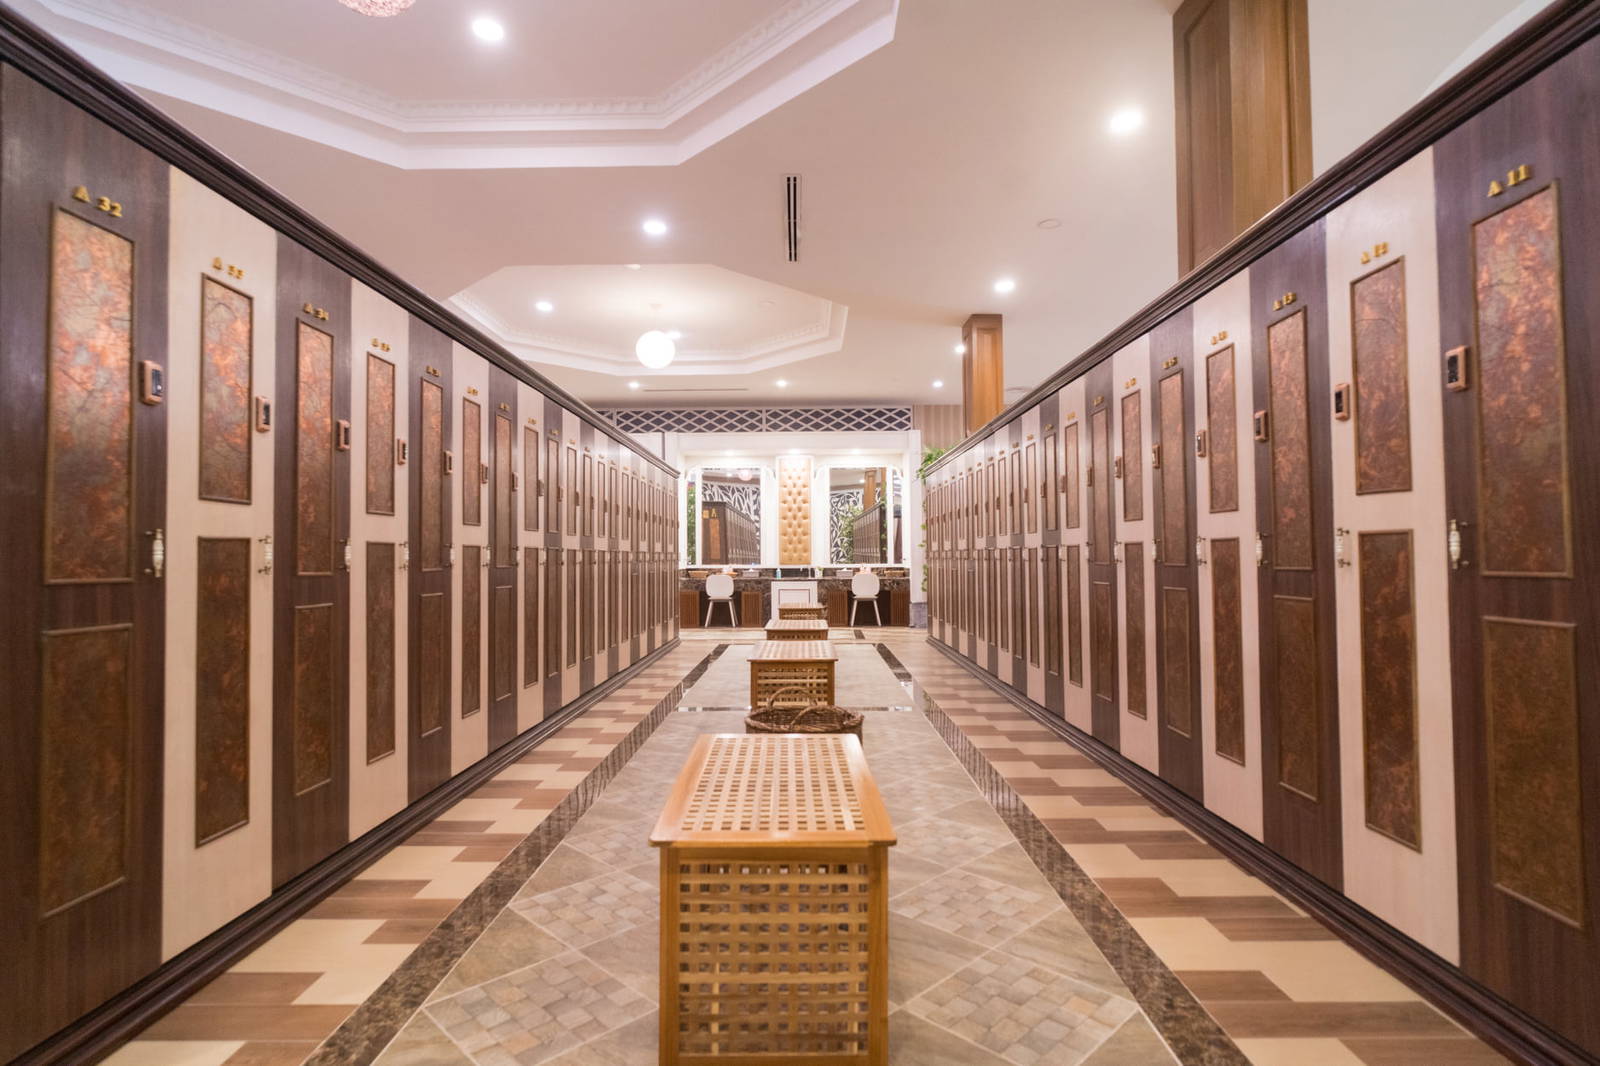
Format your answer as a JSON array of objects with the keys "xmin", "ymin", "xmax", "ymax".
[
  {"xmin": 1108, "ymin": 107, "xmax": 1144, "ymax": 136},
  {"xmin": 627, "ymin": 380, "xmax": 640, "ymax": 390},
  {"xmin": 775, "ymin": 379, "xmax": 788, "ymax": 388},
  {"xmin": 724, "ymin": 450, "xmax": 735, "ymax": 457},
  {"xmin": 953, "ymin": 343, "xmax": 966, "ymax": 355},
  {"xmin": 641, "ymin": 218, "xmax": 668, "ymax": 237},
  {"xmin": 534, "ymin": 299, "xmax": 554, "ymax": 314},
  {"xmin": 993, "ymin": 277, "xmax": 1017, "ymax": 294},
  {"xmin": 1037, "ymin": 218, "xmax": 1062, "ymax": 229},
  {"xmin": 932, "ymin": 379, "xmax": 944, "ymax": 388},
  {"xmin": 625, "ymin": 263, "xmax": 642, "ymax": 270},
  {"xmin": 852, "ymin": 448, "xmax": 862, "ymax": 455},
  {"xmin": 470, "ymin": 16, "xmax": 505, "ymax": 42}
]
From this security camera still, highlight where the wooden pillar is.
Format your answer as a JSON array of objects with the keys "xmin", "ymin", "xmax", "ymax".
[{"xmin": 962, "ymin": 313, "xmax": 1004, "ymax": 434}]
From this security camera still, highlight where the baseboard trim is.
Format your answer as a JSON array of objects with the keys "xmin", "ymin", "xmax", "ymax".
[
  {"xmin": 15, "ymin": 637, "xmax": 682, "ymax": 1066},
  {"xmin": 928, "ymin": 636, "xmax": 1596, "ymax": 1066}
]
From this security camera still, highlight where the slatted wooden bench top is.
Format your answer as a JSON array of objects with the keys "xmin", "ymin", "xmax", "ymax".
[
  {"xmin": 765, "ymin": 618, "xmax": 829, "ymax": 631},
  {"xmin": 749, "ymin": 639, "xmax": 837, "ymax": 662},
  {"xmin": 650, "ymin": 733, "xmax": 895, "ymax": 847}
]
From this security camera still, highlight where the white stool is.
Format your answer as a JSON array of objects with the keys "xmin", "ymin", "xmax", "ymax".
[
  {"xmin": 850, "ymin": 569, "xmax": 882, "ymax": 626},
  {"xmin": 704, "ymin": 573, "xmax": 739, "ymax": 627}
]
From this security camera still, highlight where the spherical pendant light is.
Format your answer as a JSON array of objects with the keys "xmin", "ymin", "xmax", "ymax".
[
  {"xmin": 635, "ymin": 329, "xmax": 676, "ymax": 370},
  {"xmin": 337, "ymin": 0, "xmax": 415, "ymax": 16}
]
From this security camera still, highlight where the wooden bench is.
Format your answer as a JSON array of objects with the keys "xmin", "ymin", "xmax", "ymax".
[
  {"xmin": 748, "ymin": 640, "xmax": 837, "ymax": 709},
  {"xmin": 651, "ymin": 734, "xmax": 895, "ymax": 1064},
  {"xmin": 764, "ymin": 618, "xmax": 830, "ymax": 641},
  {"xmin": 777, "ymin": 601, "xmax": 826, "ymax": 620}
]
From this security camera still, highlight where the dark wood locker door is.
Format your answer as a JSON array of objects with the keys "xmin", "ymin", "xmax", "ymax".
[
  {"xmin": 1250, "ymin": 222, "xmax": 1341, "ymax": 888},
  {"xmin": 0, "ymin": 67, "xmax": 169, "ymax": 1059},
  {"xmin": 487, "ymin": 370, "xmax": 518, "ymax": 749},
  {"xmin": 543, "ymin": 398, "xmax": 563, "ymax": 709},
  {"xmin": 1153, "ymin": 310, "xmax": 1204, "ymax": 800},
  {"xmin": 1437, "ymin": 42, "xmax": 1600, "ymax": 1056},
  {"xmin": 272, "ymin": 236, "xmax": 352, "ymax": 887},
  {"xmin": 1041, "ymin": 393, "xmax": 1065, "ymax": 716},
  {"xmin": 407, "ymin": 319, "xmax": 451, "ymax": 801},
  {"xmin": 1086, "ymin": 362, "xmax": 1120, "ymax": 746}
]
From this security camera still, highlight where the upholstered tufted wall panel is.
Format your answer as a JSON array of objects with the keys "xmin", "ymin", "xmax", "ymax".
[{"xmin": 776, "ymin": 455, "xmax": 812, "ymax": 565}]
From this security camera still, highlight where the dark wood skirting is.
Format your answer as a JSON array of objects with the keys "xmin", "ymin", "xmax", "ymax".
[
  {"xmin": 10, "ymin": 637, "xmax": 682, "ymax": 1066},
  {"xmin": 928, "ymin": 636, "xmax": 1598, "ymax": 1066},
  {"xmin": 924, "ymin": 0, "xmax": 1600, "ymax": 476},
  {"xmin": 0, "ymin": 6, "xmax": 674, "ymax": 479}
]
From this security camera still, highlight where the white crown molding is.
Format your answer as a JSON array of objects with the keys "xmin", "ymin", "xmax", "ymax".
[
  {"xmin": 448, "ymin": 291, "xmax": 848, "ymax": 377},
  {"xmin": 23, "ymin": 0, "xmax": 898, "ymax": 168}
]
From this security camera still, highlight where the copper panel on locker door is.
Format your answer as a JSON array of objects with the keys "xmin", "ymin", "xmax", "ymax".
[
  {"xmin": 45, "ymin": 210, "xmax": 134, "ymax": 583},
  {"xmin": 462, "ymin": 399, "xmax": 482, "ymax": 527},
  {"xmin": 524, "ymin": 547, "xmax": 538, "ymax": 683},
  {"xmin": 1273, "ymin": 595, "xmax": 1319, "ymax": 799},
  {"xmin": 420, "ymin": 381, "xmax": 444, "ymax": 570},
  {"xmin": 292, "ymin": 603, "xmax": 335, "ymax": 795},
  {"xmin": 1066, "ymin": 546, "xmax": 1083, "ymax": 685},
  {"xmin": 295, "ymin": 322, "xmax": 335, "ymax": 575},
  {"xmin": 1125, "ymin": 542, "xmax": 1147, "ymax": 717},
  {"xmin": 567, "ymin": 548, "xmax": 579, "ymax": 667},
  {"xmin": 1025, "ymin": 444, "xmax": 1038, "ymax": 533},
  {"xmin": 1211, "ymin": 538, "xmax": 1246, "ymax": 763},
  {"xmin": 462, "ymin": 545, "xmax": 481, "ymax": 715},
  {"xmin": 1122, "ymin": 392, "xmax": 1143, "ymax": 522},
  {"xmin": 1163, "ymin": 586, "xmax": 1194, "ymax": 737},
  {"xmin": 1091, "ymin": 581, "xmax": 1114, "ymax": 700},
  {"xmin": 199, "ymin": 277, "xmax": 253, "ymax": 504},
  {"xmin": 1268, "ymin": 312, "xmax": 1313, "ymax": 570},
  {"xmin": 545, "ymin": 550, "xmax": 561, "ymax": 677},
  {"xmin": 1474, "ymin": 188, "xmax": 1571, "ymax": 576},
  {"xmin": 366, "ymin": 542, "xmax": 396, "ymax": 762},
  {"xmin": 492, "ymin": 583, "xmax": 515, "ymax": 702},
  {"xmin": 1357, "ymin": 532, "xmax": 1419, "ymax": 848},
  {"xmin": 1351, "ymin": 260, "xmax": 1412, "ymax": 494},
  {"xmin": 366, "ymin": 354, "xmax": 396, "ymax": 515},
  {"xmin": 1091, "ymin": 410, "xmax": 1112, "ymax": 560},
  {"xmin": 1028, "ymin": 549, "xmax": 1041, "ymax": 666},
  {"xmin": 547, "ymin": 439, "xmax": 561, "ymax": 532},
  {"xmin": 1045, "ymin": 549, "xmax": 1062, "ymax": 675},
  {"xmin": 495, "ymin": 414, "xmax": 512, "ymax": 560},
  {"xmin": 1483, "ymin": 617, "xmax": 1583, "ymax": 924},
  {"xmin": 1064, "ymin": 423, "xmax": 1082, "ymax": 530},
  {"xmin": 1206, "ymin": 347, "xmax": 1239, "ymax": 513},
  {"xmin": 39, "ymin": 624, "xmax": 132, "ymax": 912},
  {"xmin": 196, "ymin": 538, "xmax": 251, "ymax": 841},
  {"xmin": 419, "ymin": 592, "xmax": 446, "ymax": 736},
  {"xmin": 1159, "ymin": 372, "xmax": 1188, "ymax": 563},
  {"xmin": 523, "ymin": 427, "xmax": 539, "ymax": 532}
]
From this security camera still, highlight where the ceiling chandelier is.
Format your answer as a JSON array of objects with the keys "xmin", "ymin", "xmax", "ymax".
[
  {"xmin": 337, "ymin": 0, "xmax": 415, "ymax": 16},
  {"xmin": 635, "ymin": 330, "xmax": 676, "ymax": 370}
]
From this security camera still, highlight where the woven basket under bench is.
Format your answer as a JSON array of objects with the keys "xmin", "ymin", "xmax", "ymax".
[{"xmin": 748, "ymin": 640, "xmax": 837, "ymax": 709}]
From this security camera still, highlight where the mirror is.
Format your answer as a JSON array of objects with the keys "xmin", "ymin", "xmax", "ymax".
[
  {"xmin": 696, "ymin": 467, "xmax": 761, "ymax": 565},
  {"xmin": 828, "ymin": 466, "xmax": 900, "ymax": 565}
]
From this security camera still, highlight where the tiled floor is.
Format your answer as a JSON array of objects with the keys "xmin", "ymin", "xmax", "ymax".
[{"xmin": 106, "ymin": 629, "xmax": 1508, "ymax": 1065}]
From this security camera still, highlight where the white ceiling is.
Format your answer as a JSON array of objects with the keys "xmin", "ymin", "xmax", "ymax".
[{"xmin": 14, "ymin": 0, "xmax": 1533, "ymax": 408}]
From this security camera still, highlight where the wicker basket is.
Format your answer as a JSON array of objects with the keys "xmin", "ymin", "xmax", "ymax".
[{"xmin": 745, "ymin": 686, "xmax": 863, "ymax": 742}]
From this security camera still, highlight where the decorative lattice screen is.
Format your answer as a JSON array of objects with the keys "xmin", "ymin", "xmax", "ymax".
[{"xmin": 598, "ymin": 406, "xmax": 911, "ymax": 434}]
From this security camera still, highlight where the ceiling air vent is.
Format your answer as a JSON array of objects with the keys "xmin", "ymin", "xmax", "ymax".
[{"xmin": 784, "ymin": 174, "xmax": 800, "ymax": 262}]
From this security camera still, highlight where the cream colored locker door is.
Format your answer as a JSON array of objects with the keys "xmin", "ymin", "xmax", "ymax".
[
  {"xmin": 1192, "ymin": 271, "xmax": 1265, "ymax": 840},
  {"xmin": 348, "ymin": 284, "xmax": 409, "ymax": 836},
  {"xmin": 1020, "ymin": 407, "xmax": 1046, "ymax": 706},
  {"xmin": 560, "ymin": 407, "xmax": 582, "ymax": 708},
  {"xmin": 1325, "ymin": 150, "xmax": 1458, "ymax": 962},
  {"xmin": 451, "ymin": 343, "xmax": 490, "ymax": 773},
  {"xmin": 1112, "ymin": 338, "xmax": 1158, "ymax": 772},
  {"xmin": 516, "ymin": 380, "xmax": 545, "ymax": 732},
  {"xmin": 161, "ymin": 170, "xmax": 278, "ymax": 958},
  {"xmin": 1058, "ymin": 377, "xmax": 1092, "ymax": 733}
]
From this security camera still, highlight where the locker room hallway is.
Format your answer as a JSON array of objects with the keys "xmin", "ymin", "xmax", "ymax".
[
  {"xmin": 102, "ymin": 630, "xmax": 1504, "ymax": 1066},
  {"xmin": 5, "ymin": 2, "xmax": 1600, "ymax": 1065}
]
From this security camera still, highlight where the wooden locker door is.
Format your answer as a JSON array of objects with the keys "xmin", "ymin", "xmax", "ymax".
[
  {"xmin": 1153, "ymin": 310, "xmax": 1204, "ymax": 800},
  {"xmin": 1251, "ymin": 222, "xmax": 1342, "ymax": 888},
  {"xmin": 1041, "ymin": 391, "xmax": 1064, "ymax": 715},
  {"xmin": 1437, "ymin": 44, "xmax": 1600, "ymax": 1054},
  {"xmin": 487, "ymin": 369, "xmax": 517, "ymax": 749},
  {"xmin": 0, "ymin": 68, "xmax": 169, "ymax": 1058},
  {"xmin": 272, "ymin": 236, "xmax": 352, "ymax": 886},
  {"xmin": 1086, "ymin": 361, "xmax": 1120, "ymax": 746},
  {"xmin": 543, "ymin": 404, "xmax": 562, "ymax": 710},
  {"xmin": 407, "ymin": 320, "xmax": 451, "ymax": 801}
]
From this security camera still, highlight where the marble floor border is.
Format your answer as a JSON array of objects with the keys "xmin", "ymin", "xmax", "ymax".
[
  {"xmin": 875, "ymin": 643, "xmax": 1251, "ymax": 1066},
  {"xmin": 303, "ymin": 645, "xmax": 727, "ymax": 1066}
]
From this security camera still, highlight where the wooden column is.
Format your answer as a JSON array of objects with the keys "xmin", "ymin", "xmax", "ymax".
[{"xmin": 962, "ymin": 313, "xmax": 1004, "ymax": 434}]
